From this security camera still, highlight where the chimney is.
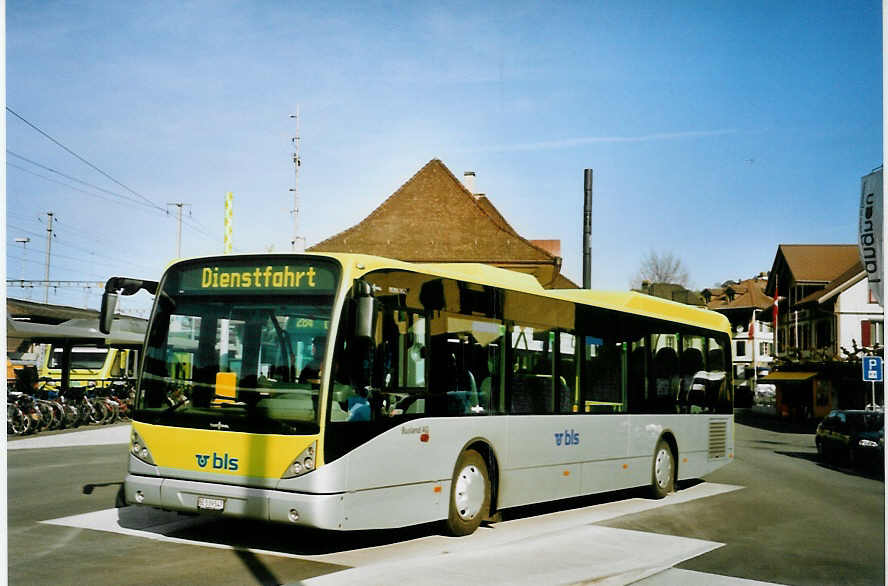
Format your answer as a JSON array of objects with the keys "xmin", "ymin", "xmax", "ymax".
[{"xmin": 463, "ymin": 171, "xmax": 476, "ymax": 194}]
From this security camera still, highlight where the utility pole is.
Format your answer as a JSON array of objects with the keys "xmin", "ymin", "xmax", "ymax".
[
  {"xmin": 44, "ymin": 212, "xmax": 54, "ymax": 303},
  {"xmin": 167, "ymin": 202, "xmax": 191, "ymax": 258},
  {"xmin": 289, "ymin": 108, "xmax": 305, "ymax": 252}
]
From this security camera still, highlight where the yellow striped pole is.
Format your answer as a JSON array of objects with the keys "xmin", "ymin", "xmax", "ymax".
[{"xmin": 224, "ymin": 192, "xmax": 233, "ymax": 254}]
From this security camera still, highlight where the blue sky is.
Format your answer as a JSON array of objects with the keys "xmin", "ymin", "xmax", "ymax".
[{"xmin": 5, "ymin": 1, "xmax": 882, "ymax": 314}]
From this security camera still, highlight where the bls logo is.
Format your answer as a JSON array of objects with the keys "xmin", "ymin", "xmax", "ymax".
[
  {"xmin": 554, "ymin": 429, "xmax": 580, "ymax": 447},
  {"xmin": 195, "ymin": 452, "xmax": 239, "ymax": 471}
]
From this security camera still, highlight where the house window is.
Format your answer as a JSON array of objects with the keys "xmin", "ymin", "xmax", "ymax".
[
  {"xmin": 735, "ymin": 341, "xmax": 746, "ymax": 358},
  {"xmin": 875, "ymin": 322, "xmax": 885, "ymax": 345}
]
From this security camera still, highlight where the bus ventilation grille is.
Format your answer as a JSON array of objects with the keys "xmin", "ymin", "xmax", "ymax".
[{"xmin": 708, "ymin": 420, "xmax": 727, "ymax": 460}]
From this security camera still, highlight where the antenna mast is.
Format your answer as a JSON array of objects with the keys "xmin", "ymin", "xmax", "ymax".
[{"xmin": 289, "ymin": 108, "xmax": 305, "ymax": 252}]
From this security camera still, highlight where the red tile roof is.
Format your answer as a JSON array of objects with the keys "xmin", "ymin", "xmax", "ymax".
[
  {"xmin": 308, "ymin": 159, "xmax": 575, "ymax": 288},
  {"xmin": 705, "ymin": 278, "xmax": 774, "ymax": 311},
  {"xmin": 777, "ymin": 244, "xmax": 860, "ymax": 283}
]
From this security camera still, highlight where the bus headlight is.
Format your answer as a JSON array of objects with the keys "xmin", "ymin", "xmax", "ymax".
[
  {"xmin": 282, "ymin": 442, "xmax": 317, "ymax": 479},
  {"xmin": 130, "ymin": 430, "xmax": 156, "ymax": 465}
]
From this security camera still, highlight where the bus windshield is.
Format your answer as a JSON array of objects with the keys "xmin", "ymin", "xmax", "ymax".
[{"xmin": 136, "ymin": 257, "xmax": 339, "ymax": 435}]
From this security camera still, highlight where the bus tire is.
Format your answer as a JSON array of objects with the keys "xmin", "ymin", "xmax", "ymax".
[
  {"xmin": 650, "ymin": 438, "xmax": 675, "ymax": 499},
  {"xmin": 444, "ymin": 449, "xmax": 490, "ymax": 536}
]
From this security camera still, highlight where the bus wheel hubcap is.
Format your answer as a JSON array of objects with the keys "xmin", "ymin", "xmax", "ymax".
[
  {"xmin": 454, "ymin": 465, "xmax": 484, "ymax": 520},
  {"xmin": 655, "ymin": 449, "xmax": 672, "ymax": 488}
]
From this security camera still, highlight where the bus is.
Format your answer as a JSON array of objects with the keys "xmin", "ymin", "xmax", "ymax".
[{"xmin": 102, "ymin": 252, "xmax": 733, "ymax": 536}]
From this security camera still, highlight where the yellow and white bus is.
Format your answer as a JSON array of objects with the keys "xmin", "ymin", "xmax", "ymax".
[{"xmin": 103, "ymin": 253, "xmax": 733, "ymax": 535}]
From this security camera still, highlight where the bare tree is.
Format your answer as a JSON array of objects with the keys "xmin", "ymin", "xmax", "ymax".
[{"xmin": 632, "ymin": 250, "xmax": 690, "ymax": 288}]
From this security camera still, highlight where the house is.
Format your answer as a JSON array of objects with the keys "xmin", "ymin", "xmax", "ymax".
[
  {"xmin": 761, "ymin": 244, "xmax": 883, "ymax": 418},
  {"xmin": 307, "ymin": 159, "xmax": 578, "ymax": 289},
  {"xmin": 765, "ymin": 245, "xmax": 880, "ymax": 357},
  {"xmin": 702, "ymin": 275, "xmax": 775, "ymax": 389}
]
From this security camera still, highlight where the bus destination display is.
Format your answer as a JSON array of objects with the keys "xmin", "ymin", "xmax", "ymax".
[{"xmin": 176, "ymin": 261, "xmax": 337, "ymax": 294}]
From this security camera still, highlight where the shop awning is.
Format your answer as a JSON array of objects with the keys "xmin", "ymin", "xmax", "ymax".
[{"xmin": 759, "ymin": 371, "xmax": 818, "ymax": 382}]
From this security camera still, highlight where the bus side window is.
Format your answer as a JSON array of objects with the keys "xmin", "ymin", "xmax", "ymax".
[
  {"xmin": 557, "ymin": 332, "xmax": 576, "ymax": 413},
  {"xmin": 394, "ymin": 311, "xmax": 428, "ymax": 416},
  {"xmin": 582, "ymin": 337, "xmax": 623, "ymax": 413},
  {"xmin": 509, "ymin": 324, "xmax": 555, "ymax": 414},
  {"xmin": 679, "ymin": 345, "xmax": 703, "ymax": 413},
  {"xmin": 652, "ymin": 333, "xmax": 680, "ymax": 413},
  {"xmin": 626, "ymin": 339, "xmax": 647, "ymax": 412},
  {"xmin": 706, "ymin": 337, "xmax": 729, "ymax": 413}
]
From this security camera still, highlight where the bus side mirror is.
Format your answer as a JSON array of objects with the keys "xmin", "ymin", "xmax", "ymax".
[
  {"xmin": 350, "ymin": 280, "xmax": 377, "ymax": 391},
  {"xmin": 100, "ymin": 292, "xmax": 119, "ymax": 335},
  {"xmin": 353, "ymin": 280, "xmax": 377, "ymax": 341}
]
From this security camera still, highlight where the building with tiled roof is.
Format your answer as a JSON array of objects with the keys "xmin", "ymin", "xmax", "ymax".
[
  {"xmin": 761, "ymin": 243, "xmax": 883, "ymax": 418},
  {"xmin": 308, "ymin": 159, "xmax": 577, "ymax": 289},
  {"xmin": 702, "ymin": 275, "xmax": 776, "ymax": 399},
  {"xmin": 765, "ymin": 244, "xmax": 860, "ymax": 305},
  {"xmin": 764, "ymin": 244, "xmax": 879, "ymax": 356}
]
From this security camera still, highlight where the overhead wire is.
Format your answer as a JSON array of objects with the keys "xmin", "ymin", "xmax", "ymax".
[
  {"xmin": 8, "ymin": 153, "xmax": 217, "ymax": 243},
  {"xmin": 8, "ymin": 107, "xmax": 225, "ymax": 262},
  {"xmin": 7, "ymin": 224, "xmax": 159, "ymax": 276},
  {"xmin": 7, "ymin": 153, "xmax": 160, "ymax": 210},
  {"xmin": 6, "ymin": 106, "xmax": 167, "ymax": 213}
]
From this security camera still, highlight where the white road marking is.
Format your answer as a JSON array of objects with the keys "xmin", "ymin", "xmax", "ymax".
[
  {"xmin": 297, "ymin": 526, "xmax": 721, "ymax": 586},
  {"xmin": 41, "ymin": 482, "xmax": 763, "ymax": 585}
]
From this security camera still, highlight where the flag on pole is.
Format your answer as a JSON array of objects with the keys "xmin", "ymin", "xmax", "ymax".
[{"xmin": 748, "ymin": 310, "xmax": 756, "ymax": 340}]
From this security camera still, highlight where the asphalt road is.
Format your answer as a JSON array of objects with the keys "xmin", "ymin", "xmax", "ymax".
[
  {"xmin": 608, "ymin": 411, "xmax": 885, "ymax": 586},
  {"xmin": 6, "ymin": 414, "xmax": 885, "ymax": 585}
]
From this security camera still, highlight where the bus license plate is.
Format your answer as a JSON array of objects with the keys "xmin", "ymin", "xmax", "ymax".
[{"xmin": 197, "ymin": 496, "xmax": 225, "ymax": 511}]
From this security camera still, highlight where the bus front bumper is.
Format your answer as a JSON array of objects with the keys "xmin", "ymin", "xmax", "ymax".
[{"xmin": 124, "ymin": 474, "xmax": 346, "ymax": 529}]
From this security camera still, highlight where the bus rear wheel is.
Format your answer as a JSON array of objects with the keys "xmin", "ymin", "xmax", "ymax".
[
  {"xmin": 650, "ymin": 438, "xmax": 675, "ymax": 499},
  {"xmin": 444, "ymin": 449, "xmax": 490, "ymax": 536}
]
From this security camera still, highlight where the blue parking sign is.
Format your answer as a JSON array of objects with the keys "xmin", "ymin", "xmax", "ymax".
[{"xmin": 862, "ymin": 356, "xmax": 883, "ymax": 382}]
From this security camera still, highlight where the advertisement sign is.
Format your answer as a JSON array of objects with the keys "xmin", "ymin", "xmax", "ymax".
[{"xmin": 858, "ymin": 168, "xmax": 883, "ymax": 306}]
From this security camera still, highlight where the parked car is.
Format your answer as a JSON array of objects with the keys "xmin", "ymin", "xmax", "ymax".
[{"xmin": 815, "ymin": 409, "xmax": 884, "ymax": 468}]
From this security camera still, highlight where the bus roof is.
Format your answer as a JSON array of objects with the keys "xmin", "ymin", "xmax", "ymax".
[
  {"xmin": 546, "ymin": 288, "xmax": 730, "ymax": 335},
  {"xmin": 165, "ymin": 252, "xmax": 729, "ymax": 336}
]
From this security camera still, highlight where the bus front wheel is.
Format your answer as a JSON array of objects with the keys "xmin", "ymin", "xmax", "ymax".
[
  {"xmin": 650, "ymin": 438, "xmax": 675, "ymax": 499},
  {"xmin": 444, "ymin": 449, "xmax": 490, "ymax": 536}
]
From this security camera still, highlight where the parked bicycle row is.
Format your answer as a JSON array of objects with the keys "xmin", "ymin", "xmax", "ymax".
[{"xmin": 7, "ymin": 376, "xmax": 134, "ymax": 436}]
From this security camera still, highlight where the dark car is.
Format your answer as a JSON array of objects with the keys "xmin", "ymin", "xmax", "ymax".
[{"xmin": 815, "ymin": 409, "xmax": 884, "ymax": 468}]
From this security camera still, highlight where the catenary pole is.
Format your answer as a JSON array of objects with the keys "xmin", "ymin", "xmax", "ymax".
[
  {"xmin": 289, "ymin": 108, "xmax": 304, "ymax": 252},
  {"xmin": 167, "ymin": 202, "xmax": 191, "ymax": 258},
  {"xmin": 43, "ymin": 211, "xmax": 54, "ymax": 303}
]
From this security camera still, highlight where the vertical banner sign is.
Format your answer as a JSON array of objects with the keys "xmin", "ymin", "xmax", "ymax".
[
  {"xmin": 858, "ymin": 169, "xmax": 883, "ymax": 306},
  {"xmin": 224, "ymin": 192, "xmax": 233, "ymax": 254}
]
